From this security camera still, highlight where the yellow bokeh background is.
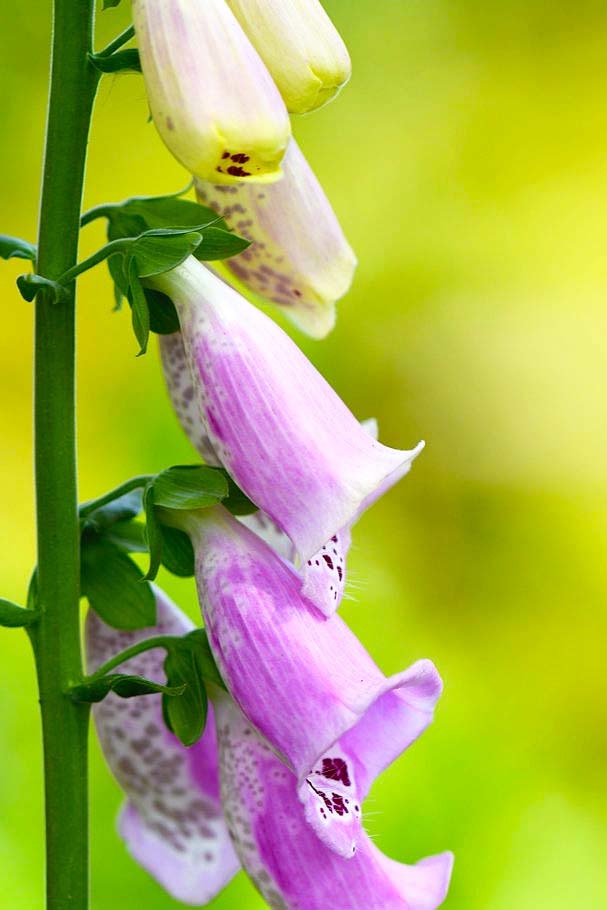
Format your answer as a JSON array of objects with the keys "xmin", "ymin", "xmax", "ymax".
[{"xmin": 2, "ymin": 1, "xmax": 607, "ymax": 907}]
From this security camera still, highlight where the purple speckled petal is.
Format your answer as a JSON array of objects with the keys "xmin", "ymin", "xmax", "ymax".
[
  {"xmin": 176, "ymin": 506, "xmax": 442, "ymax": 857},
  {"xmin": 215, "ymin": 692, "xmax": 453, "ymax": 909},
  {"xmin": 150, "ymin": 258, "xmax": 424, "ymax": 564},
  {"xmin": 85, "ymin": 588, "xmax": 239, "ymax": 905},
  {"xmin": 300, "ymin": 518, "xmax": 351, "ymax": 614},
  {"xmin": 195, "ymin": 139, "xmax": 356, "ymax": 338},
  {"xmin": 133, "ymin": 0, "xmax": 290, "ymax": 183}
]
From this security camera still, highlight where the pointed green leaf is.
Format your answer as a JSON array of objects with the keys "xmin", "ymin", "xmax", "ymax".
[
  {"xmin": 194, "ymin": 226, "xmax": 250, "ymax": 261},
  {"xmin": 183, "ymin": 628, "xmax": 225, "ymax": 690},
  {"xmin": 143, "ymin": 485, "xmax": 163, "ymax": 581},
  {"xmin": 163, "ymin": 646, "xmax": 208, "ymax": 747},
  {"xmin": 90, "ymin": 48, "xmax": 140, "ymax": 74},
  {"xmin": 17, "ymin": 273, "xmax": 68, "ymax": 304},
  {"xmin": 81, "ymin": 536, "xmax": 156, "ymax": 630},
  {"xmin": 131, "ymin": 229, "xmax": 202, "ymax": 278},
  {"xmin": 82, "ymin": 489, "xmax": 143, "ymax": 530},
  {"xmin": 123, "ymin": 197, "xmax": 221, "ymax": 232},
  {"xmin": 127, "ymin": 258, "xmax": 150, "ymax": 355},
  {"xmin": 159, "ymin": 525, "xmax": 195, "ymax": 577},
  {"xmin": 145, "ymin": 289, "xmax": 180, "ymax": 335},
  {"xmin": 0, "ymin": 598, "xmax": 38, "ymax": 628},
  {"xmin": 71, "ymin": 673, "xmax": 184, "ymax": 703},
  {"xmin": 152, "ymin": 465, "xmax": 228, "ymax": 510},
  {"xmin": 0, "ymin": 234, "xmax": 36, "ymax": 261},
  {"xmin": 103, "ymin": 519, "xmax": 148, "ymax": 553}
]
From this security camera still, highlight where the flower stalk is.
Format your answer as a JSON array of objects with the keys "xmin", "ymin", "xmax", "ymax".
[{"xmin": 29, "ymin": 1, "xmax": 99, "ymax": 907}]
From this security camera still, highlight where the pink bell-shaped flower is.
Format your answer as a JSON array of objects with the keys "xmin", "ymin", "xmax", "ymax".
[
  {"xmin": 214, "ymin": 691, "xmax": 453, "ymax": 909},
  {"xmin": 150, "ymin": 258, "xmax": 423, "ymax": 576},
  {"xmin": 85, "ymin": 588, "xmax": 240, "ymax": 904},
  {"xmin": 165, "ymin": 505, "xmax": 442, "ymax": 858}
]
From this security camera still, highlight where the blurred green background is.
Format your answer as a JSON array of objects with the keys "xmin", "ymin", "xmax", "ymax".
[{"xmin": 2, "ymin": 1, "xmax": 607, "ymax": 907}]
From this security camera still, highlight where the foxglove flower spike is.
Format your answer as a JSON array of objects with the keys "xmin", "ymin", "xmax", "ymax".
[{"xmin": 85, "ymin": 588, "xmax": 239, "ymax": 904}]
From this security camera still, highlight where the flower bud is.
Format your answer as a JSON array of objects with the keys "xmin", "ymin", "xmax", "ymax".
[
  {"xmin": 132, "ymin": 0, "xmax": 291, "ymax": 183},
  {"xmin": 224, "ymin": 0, "xmax": 351, "ymax": 113},
  {"xmin": 195, "ymin": 139, "xmax": 356, "ymax": 338}
]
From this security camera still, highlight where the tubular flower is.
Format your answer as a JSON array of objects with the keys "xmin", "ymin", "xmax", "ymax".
[
  {"xmin": 215, "ymin": 692, "xmax": 454, "ymax": 910},
  {"xmin": 195, "ymin": 138, "xmax": 356, "ymax": 338},
  {"xmin": 150, "ymin": 257, "xmax": 424, "ymax": 569},
  {"xmin": 132, "ymin": 0, "xmax": 291, "ymax": 184},
  {"xmin": 85, "ymin": 589, "xmax": 240, "ymax": 905},
  {"xmin": 160, "ymin": 328, "xmax": 359, "ymax": 614},
  {"xmin": 223, "ymin": 0, "xmax": 351, "ymax": 114},
  {"xmin": 169, "ymin": 505, "xmax": 443, "ymax": 858}
]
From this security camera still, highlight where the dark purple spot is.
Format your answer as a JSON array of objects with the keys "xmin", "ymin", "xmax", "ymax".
[
  {"xmin": 222, "ymin": 151, "xmax": 231, "ymax": 159},
  {"xmin": 322, "ymin": 554, "xmax": 334, "ymax": 571},
  {"xmin": 231, "ymin": 153, "xmax": 250, "ymax": 164},
  {"xmin": 293, "ymin": 288, "xmax": 302, "ymax": 297},
  {"xmin": 337, "ymin": 566, "xmax": 343, "ymax": 582},
  {"xmin": 227, "ymin": 165, "xmax": 251, "ymax": 178},
  {"xmin": 321, "ymin": 757, "xmax": 351, "ymax": 787}
]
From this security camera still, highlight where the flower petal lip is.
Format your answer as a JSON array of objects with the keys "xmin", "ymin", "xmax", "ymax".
[
  {"xmin": 195, "ymin": 138, "xmax": 357, "ymax": 339},
  {"xmin": 223, "ymin": 0, "xmax": 352, "ymax": 114},
  {"xmin": 85, "ymin": 587, "xmax": 240, "ymax": 905},
  {"xmin": 215, "ymin": 692, "xmax": 454, "ymax": 910},
  {"xmin": 149, "ymin": 258, "xmax": 424, "ymax": 563},
  {"xmin": 132, "ymin": 0, "xmax": 291, "ymax": 184},
  {"xmin": 175, "ymin": 505, "xmax": 443, "ymax": 857}
]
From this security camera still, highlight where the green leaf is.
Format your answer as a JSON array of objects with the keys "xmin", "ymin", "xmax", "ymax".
[
  {"xmin": 194, "ymin": 226, "xmax": 250, "ymax": 261},
  {"xmin": 71, "ymin": 673, "xmax": 184, "ymax": 703},
  {"xmin": 163, "ymin": 646, "xmax": 208, "ymax": 747},
  {"xmin": 145, "ymin": 289, "xmax": 180, "ymax": 335},
  {"xmin": 103, "ymin": 519, "xmax": 148, "ymax": 553},
  {"xmin": 152, "ymin": 465, "xmax": 228, "ymax": 510},
  {"xmin": 16, "ymin": 273, "xmax": 68, "ymax": 304},
  {"xmin": 81, "ymin": 536, "xmax": 156, "ymax": 630},
  {"xmin": 183, "ymin": 628, "xmax": 225, "ymax": 690},
  {"xmin": 130, "ymin": 229, "xmax": 203, "ymax": 278},
  {"xmin": 122, "ymin": 196, "xmax": 222, "ymax": 232},
  {"xmin": 102, "ymin": 0, "xmax": 122, "ymax": 8},
  {"xmin": 90, "ymin": 48, "xmax": 140, "ymax": 74},
  {"xmin": 0, "ymin": 598, "xmax": 38, "ymax": 628},
  {"xmin": 159, "ymin": 525, "xmax": 195, "ymax": 577},
  {"xmin": 0, "ymin": 234, "xmax": 36, "ymax": 261},
  {"xmin": 81, "ymin": 489, "xmax": 143, "ymax": 530},
  {"xmin": 222, "ymin": 473, "xmax": 258, "ymax": 516},
  {"xmin": 127, "ymin": 258, "xmax": 150, "ymax": 355},
  {"xmin": 143, "ymin": 485, "xmax": 163, "ymax": 581}
]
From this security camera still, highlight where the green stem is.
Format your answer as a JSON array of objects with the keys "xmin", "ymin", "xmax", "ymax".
[
  {"xmin": 29, "ymin": 2, "xmax": 99, "ymax": 908},
  {"xmin": 58, "ymin": 237, "xmax": 130, "ymax": 285},
  {"xmin": 79, "ymin": 475, "xmax": 152, "ymax": 521},
  {"xmin": 80, "ymin": 202, "xmax": 119, "ymax": 228},
  {"xmin": 96, "ymin": 23, "xmax": 135, "ymax": 58},
  {"xmin": 85, "ymin": 635, "xmax": 175, "ymax": 681}
]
